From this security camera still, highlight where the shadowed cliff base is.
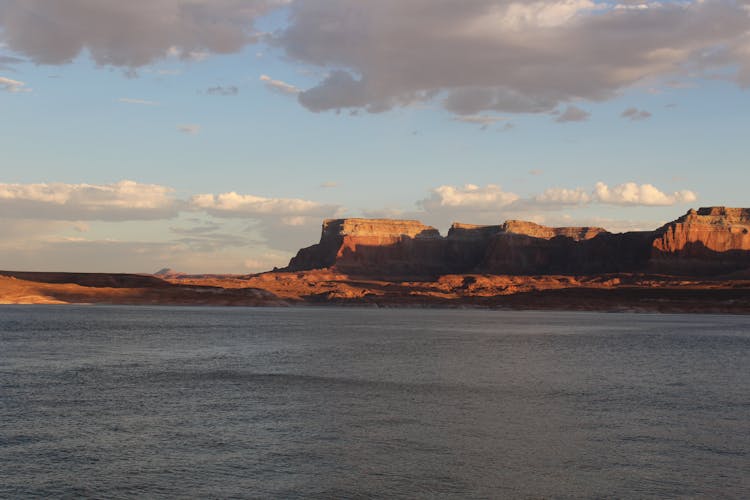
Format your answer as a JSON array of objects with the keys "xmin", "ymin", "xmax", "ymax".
[
  {"xmin": 285, "ymin": 208, "xmax": 750, "ymax": 277},
  {"xmin": 2, "ymin": 207, "xmax": 750, "ymax": 313}
]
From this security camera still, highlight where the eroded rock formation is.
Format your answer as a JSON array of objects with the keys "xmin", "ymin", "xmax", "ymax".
[
  {"xmin": 285, "ymin": 208, "xmax": 750, "ymax": 277},
  {"xmin": 651, "ymin": 207, "xmax": 750, "ymax": 274},
  {"xmin": 287, "ymin": 219, "xmax": 445, "ymax": 276}
]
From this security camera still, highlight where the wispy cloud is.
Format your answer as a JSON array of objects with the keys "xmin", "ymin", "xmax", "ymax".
[
  {"xmin": 555, "ymin": 106, "xmax": 590, "ymax": 123},
  {"xmin": 621, "ymin": 107, "xmax": 652, "ymax": 121},
  {"xmin": 118, "ymin": 97, "xmax": 159, "ymax": 106},
  {"xmin": 452, "ymin": 114, "xmax": 507, "ymax": 129},
  {"xmin": 260, "ymin": 74, "xmax": 300, "ymax": 95},
  {"xmin": 0, "ymin": 55, "xmax": 25, "ymax": 70},
  {"xmin": 206, "ymin": 85, "xmax": 239, "ymax": 96},
  {"xmin": 177, "ymin": 124, "xmax": 201, "ymax": 135},
  {"xmin": 0, "ymin": 76, "xmax": 30, "ymax": 93}
]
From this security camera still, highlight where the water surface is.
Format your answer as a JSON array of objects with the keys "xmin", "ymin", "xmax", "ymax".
[{"xmin": 1, "ymin": 306, "xmax": 749, "ymax": 498}]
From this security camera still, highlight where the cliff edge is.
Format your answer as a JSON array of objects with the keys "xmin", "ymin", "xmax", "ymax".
[{"xmin": 284, "ymin": 207, "xmax": 750, "ymax": 277}]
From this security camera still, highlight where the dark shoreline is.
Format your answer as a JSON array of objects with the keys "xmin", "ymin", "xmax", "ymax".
[{"xmin": 2, "ymin": 270, "xmax": 750, "ymax": 314}]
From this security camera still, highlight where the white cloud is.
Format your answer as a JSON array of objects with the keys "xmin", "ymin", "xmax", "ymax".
[
  {"xmin": 594, "ymin": 181, "xmax": 696, "ymax": 206},
  {"xmin": 416, "ymin": 180, "xmax": 698, "ymax": 228},
  {"xmin": 177, "ymin": 124, "xmax": 201, "ymax": 135},
  {"xmin": 0, "ymin": 75, "xmax": 29, "ymax": 92},
  {"xmin": 190, "ymin": 191, "xmax": 339, "ymax": 218},
  {"xmin": 118, "ymin": 97, "xmax": 159, "ymax": 105},
  {"xmin": 259, "ymin": 74, "xmax": 301, "ymax": 95},
  {"xmin": 420, "ymin": 184, "xmax": 520, "ymax": 212},
  {"xmin": 0, "ymin": 180, "xmax": 179, "ymax": 220},
  {"xmin": 534, "ymin": 187, "xmax": 591, "ymax": 205}
]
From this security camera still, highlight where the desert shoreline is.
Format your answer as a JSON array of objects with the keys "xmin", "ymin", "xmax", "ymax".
[{"xmin": 2, "ymin": 271, "xmax": 749, "ymax": 315}]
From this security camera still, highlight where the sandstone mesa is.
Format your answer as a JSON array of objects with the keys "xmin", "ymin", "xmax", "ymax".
[
  {"xmin": 286, "ymin": 207, "xmax": 750, "ymax": 277},
  {"xmin": 2, "ymin": 207, "xmax": 750, "ymax": 313}
]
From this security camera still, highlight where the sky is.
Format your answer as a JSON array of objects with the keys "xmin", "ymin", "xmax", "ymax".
[{"xmin": 1, "ymin": 0, "xmax": 749, "ymax": 274}]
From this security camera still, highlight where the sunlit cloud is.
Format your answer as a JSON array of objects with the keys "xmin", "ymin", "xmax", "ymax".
[
  {"xmin": 259, "ymin": 74, "xmax": 301, "ymax": 95},
  {"xmin": 0, "ymin": 180, "xmax": 179, "ymax": 220},
  {"xmin": 0, "ymin": 75, "xmax": 29, "ymax": 92}
]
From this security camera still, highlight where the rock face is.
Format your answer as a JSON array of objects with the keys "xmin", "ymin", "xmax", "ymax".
[
  {"xmin": 284, "ymin": 208, "xmax": 750, "ymax": 277},
  {"xmin": 501, "ymin": 220, "xmax": 606, "ymax": 241},
  {"xmin": 651, "ymin": 207, "xmax": 750, "ymax": 274},
  {"xmin": 287, "ymin": 219, "xmax": 445, "ymax": 276}
]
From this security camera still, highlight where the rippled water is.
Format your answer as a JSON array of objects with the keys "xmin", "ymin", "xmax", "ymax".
[{"xmin": 1, "ymin": 306, "xmax": 749, "ymax": 498}]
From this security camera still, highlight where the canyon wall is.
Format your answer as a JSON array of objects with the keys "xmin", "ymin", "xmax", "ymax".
[
  {"xmin": 284, "ymin": 208, "xmax": 750, "ymax": 277},
  {"xmin": 650, "ymin": 207, "xmax": 750, "ymax": 275}
]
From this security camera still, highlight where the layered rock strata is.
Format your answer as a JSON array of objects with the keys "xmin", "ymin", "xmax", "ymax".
[
  {"xmin": 285, "ymin": 208, "xmax": 750, "ymax": 277},
  {"xmin": 651, "ymin": 207, "xmax": 750, "ymax": 274}
]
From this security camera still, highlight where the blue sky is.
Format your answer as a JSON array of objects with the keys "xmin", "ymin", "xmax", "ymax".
[{"xmin": 1, "ymin": 0, "xmax": 749, "ymax": 273}]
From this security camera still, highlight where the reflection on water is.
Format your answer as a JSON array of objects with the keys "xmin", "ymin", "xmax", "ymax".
[{"xmin": 1, "ymin": 306, "xmax": 749, "ymax": 498}]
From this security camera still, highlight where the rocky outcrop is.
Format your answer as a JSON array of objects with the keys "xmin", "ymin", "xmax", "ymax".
[
  {"xmin": 287, "ymin": 219, "xmax": 446, "ymax": 276},
  {"xmin": 501, "ymin": 220, "xmax": 607, "ymax": 241},
  {"xmin": 651, "ymin": 207, "xmax": 750, "ymax": 274},
  {"xmin": 284, "ymin": 208, "xmax": 750, "ymax": 277}
]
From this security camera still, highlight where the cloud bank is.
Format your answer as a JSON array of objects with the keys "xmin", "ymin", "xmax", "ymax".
[
  {"xmin": 0, "ymin": 0, "xmax": 281, "ymax": 67},
  {"xmin": 190, "ymin": 191, "xmax": 339, "ymax": 219},
  {"xmin": 0, "ymin": 180, "xmax": 179, "ymax": 220},
  {"xmin": 3, "ymin": 1, "xmax": 750, "ymax": 116},
  {"xmin": 277, "ymin": 0, "xmax": 750, "ymax": 115},
  {"xmin": 420, "ymin": 181, "xmax": 697, "ymax": 215}
]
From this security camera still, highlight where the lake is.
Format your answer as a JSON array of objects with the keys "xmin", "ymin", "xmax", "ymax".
[{"xmin": 1, "ymin": 306, "xmax": 748, "ymax": 498}]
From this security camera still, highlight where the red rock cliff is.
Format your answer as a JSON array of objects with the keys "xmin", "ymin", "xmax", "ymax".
[
  {"xmin": 286, "ymin": 218, "xmax": 445, "ymax": 276},
  {"xmin": 284, "ymin": 208, "xmax": 750, "ymax": 277},
  {"xmin": 651, "ymin": 207, "xmax": 750, "ymax": 274}
]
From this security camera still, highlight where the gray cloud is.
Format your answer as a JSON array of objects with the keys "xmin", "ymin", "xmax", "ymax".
[
  {"xmin": 177, "ymin": 124, "xmax": 201, "ymax": 135},
  {"xmin": 276, "ymin": 0, "xmax": 750, "ymax": 115},
  {"xmin": 0, "ymin": 0, "xmax": 280, "ymax": 67},
  {"xmin": 555, "ymin": 105, "xmax": 590, "ymax": 123},
  {"xmin": 0, "ymin": 54, "xmax": 24, "ymax": 70},
  {"xmin": 621, "ymin": 107, "xmax": 652, "ymax": 121},
  {"xmin": 206, "ymin": 85, "xmax": 239, "ymax": 96},
  {"xmin": 4, "ymin": 1, "xmax": 750, "ymax": 117}
]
